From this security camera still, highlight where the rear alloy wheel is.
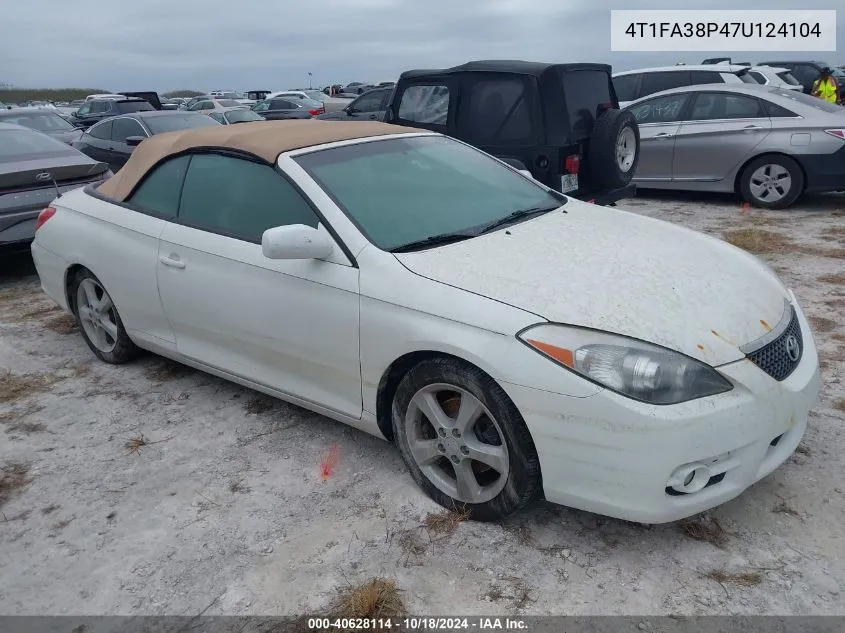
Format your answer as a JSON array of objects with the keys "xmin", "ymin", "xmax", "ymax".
[
  {"xmin": 739, "ymin": 155, "xmax": 803, "ymax": 209},
  {"xmin": 587, "ymin": 108, "xmax": 640, "ymax": 190},
  {"xmin": 71, "ymin": 270, "xmax": 139, "ymax": 364},
  {"xmin": 392, "ymin": 358, "xmax": 541, "ymax": 521}
]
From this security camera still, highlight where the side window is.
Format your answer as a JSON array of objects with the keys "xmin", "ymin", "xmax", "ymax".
[
  {"xmin": 690, "ymin": 93, "xmax": 765, "ymax": 120},
  {"xmin": 628, "ymin": 94, "xmax": 689, "ymax": 124},
  {"xmin": 208, "ymin": 112, "xmax": 224, "ymax": 123},
  {"xmin": 77, "ymin": 103, "xmax": 91, "ymax": 116},
  {"xmin": 612, "ymin": 74, "xmax": 640, "ymax": 102},
  {"xmin": 748, "ymin": 71, "xmax": 767, "ymax": 84},
  {"xmin": 460, "ymin": 77, "xmax": 533, "ymax": 143},
  {"xmin": 253, "ymin": 102, "xmax": 269, "ymax": 112},
  {"xmin": 379, "ymin": 88, "xmax": 393, "ymax": 110},
  {"xmin": 88, "ymin": 120, "xmax": 113, "ymax": 140},
  {"xmin": 111, "ymin": 118, "xmax": 146, "ymax": 143},
  {"xmin": 178, "ymin": 154, "xmax": 319, "ymax": 242},
  {"xmin": 765, "ymin": 102, "xmax": 799, "ymax": 117},
  {"xmin": 351, "ymin": 91, "xmax": 384, "ymax": 113},
  {"xmin": 640, "ymin": 71, "xmax": 691, "ymax": 97},
  {"xmin": 397, "ymin": 84, "xmax": 450, "ymax": 125},
  {"xmin": 127, "ymin": 155, "xmax": 190, "ymax": 219},
  {"xmin": 689, "ymin": 70, "xmax": 722, "ymax": 85},
  {"xmin": 201, "ymin": 101, "xmax": 215, "ymax": 110}
]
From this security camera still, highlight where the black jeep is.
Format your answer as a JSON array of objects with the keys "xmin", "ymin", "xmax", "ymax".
[{"xmin": 384, "ymin": 60, "xmax": 640, "ymax": 205}]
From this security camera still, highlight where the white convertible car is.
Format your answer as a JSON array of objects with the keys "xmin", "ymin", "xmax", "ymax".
[{"xmin": 30, "ymin": 120, "xmax": 820, "ymax": 523}]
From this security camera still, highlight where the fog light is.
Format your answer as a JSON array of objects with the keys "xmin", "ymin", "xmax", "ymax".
[{"xmin": 667, "ymin": 463, "xmax": 711, "ymax": 494}]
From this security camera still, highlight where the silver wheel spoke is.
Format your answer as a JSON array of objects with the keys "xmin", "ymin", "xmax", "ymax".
[
  {"xmin": 410, "ymin": 438, "xmax": 441, "ymax": 467},
  {"xmin": 414, "ymin": 392, "xmax": 451, "ymax": 428},
  {"xmin": 82, "ymin": 280, "xmax": 99, "ymax": 308},
  {"xmin": 454, "ymin": 393, "xmax": 483, "ymax": 435},
  {"xmin": 100, "ymin": 318, "xmax": 119, "ymax": 341},
  {"xmin": 454, "ymin": 460, "xmax": 484, "ymax": 502},
  {"xmin": 97, "ymin": 294, "xmax": 113, "ymax": 314},
  {"xmin": 78, "ymin": 305, "xmax": 94, "ymax": 324},
  {"xmin": 465, "ymin": 439, "xmax": 509, "ymax": 474}
]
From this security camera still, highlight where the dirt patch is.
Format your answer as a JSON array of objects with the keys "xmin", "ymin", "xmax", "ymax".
[
  {"xmin": 244, "ymin": 398, "xmax": 275, "ymax": 415},
  {"xmin": 834, "ymin": 399, "xmax": 845, "ymax": 412},
  {"xmin": 0, "ymin": 370, "xmax": 62, "ymax": 404},
  {"xmin": 0, "ymin": 462, "xmax": 32, "ymax": 508},
  {"xmin": 143, "ymin": 361, "xmax": 194, "ymax": 383}
]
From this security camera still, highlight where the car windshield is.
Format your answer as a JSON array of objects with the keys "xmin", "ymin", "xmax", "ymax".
[
  {"xmin": 225, "ymin": 109, "xmax": 262, "ymax": 123},
  {"xmin": 0, "ymin": 128, "xmax": 77, "ymax": 162},
  {"xmin": 217, "ymin": 99, "xmax": 242, "ymax": 107},
  {"xmin": 294, "ymin": 135, "xmax": 563, "ymax": 251},
  {"xmin": 0, "ymin": 111, "xmax": 75, "ymax": 131},
  {"xmin": 299, "ymin": 97, "xmax": 324, "ymax": 108},
  {"xmin": 303, "ymin": 91, "xmax": 326, "ymax": 101},
  {"xmin": 771, "ymin": 88, "xmax": 844, "ymax": 113},
  {"xmin": 146, "ymin": 113, "xmax": 221, "ymax": 134}
]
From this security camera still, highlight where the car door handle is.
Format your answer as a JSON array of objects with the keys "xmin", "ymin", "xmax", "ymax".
[
  {"xmin": 743, "ymin": 124, "xmax": 763, "ymax": 130},
  {"xmin": 159, "ymin": 255, "xmax": 186, "ymax": 269},
  {"xmin": 654, "ymin": 132, "xmax": 674, "ymax": 139}
]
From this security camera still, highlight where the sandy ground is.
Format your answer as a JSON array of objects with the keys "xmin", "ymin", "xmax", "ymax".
[{"xmin": 0, "ymin": 191, "xmax": 844, "ymax": 617}]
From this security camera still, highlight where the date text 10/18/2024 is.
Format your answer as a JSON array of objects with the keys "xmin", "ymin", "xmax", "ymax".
[{"xmin": 308, "ymin": 617, "xmax": 528, "ymax": 630}]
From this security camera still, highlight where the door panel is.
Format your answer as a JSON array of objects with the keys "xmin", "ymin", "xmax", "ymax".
[
  {"xmin": 634, "ymin": 124, "xmax": 680, "ymax": 181},
  {"xmin": 672, "ymin": 93, "xmax": 772, "ymax": 181},
  {"xmin": 157, "ymin": 223, "xmax": 362, "ymax": 417}
]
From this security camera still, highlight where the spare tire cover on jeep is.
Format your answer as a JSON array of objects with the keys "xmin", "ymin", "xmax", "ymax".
[{"xmin": 587, "ymin": 109, "xmax": 640, "ymax": 190}]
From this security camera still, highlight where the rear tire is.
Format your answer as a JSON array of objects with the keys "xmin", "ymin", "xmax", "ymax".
[
  {"xmin": 587, "ymin": 109, "xmax": 640, "ymax": 190},
  {"xmin": 391, "ymin": 358, "xmax": 542, "ymax": 521},
  {"xmin": 70, "ymin": 269, "xmax": 139, "ymax": 364},
  {"xmin": 739, "ymin": 155, "xmax": 803, "ymax": 209}
]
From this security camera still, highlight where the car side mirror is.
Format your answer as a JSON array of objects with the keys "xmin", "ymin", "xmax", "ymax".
[
  {"xmin": 126, "ymin": 136, "xmax": 145, "ymax": 147},
  {"xmin": 261, "ymin": 224, "xmax": 334, "ymax": 260},
  {"xmin": 346, "ymin": 106, "xmax": 356, "ymax": 114}
]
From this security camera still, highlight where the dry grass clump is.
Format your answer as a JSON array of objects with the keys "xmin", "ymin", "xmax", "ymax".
[
  {"xmin": 705, "ymin": 570, "xmax": 762, "ymax": 587},
  {"xmin": 723, "ymin": 229, "xmax": 795, "ymax": 254},
  {"xmin": 43, "ymin": 314, "xmax": 78, "ymax": 335},
  {"xmin": 678, "ymin": 516, "xmax": 728, "ymax": 546},
  {"xmin": 304, "ymin": 578, "xmax": 404, "ymax": 632},
  {"xmin": 808, "ymin": 316, "xmax": 837, "ymax": 333},
  {"xmin": 818, "ymin": 273, "xmax": 845, "ymax": 285},
  {"xmin": 0, "ymin": 370, "xmax": 62, "ymax": 404},
  {"xmin": 0, "ymin": 462, "xmax": 32, "ymax": 508},
  {"xmin": 143, "ymin": 361, "xmax": 193, "ymax": 383},
  {"xmin": 424, "ymin": 506, "xmax": 470, "ymax": 536}
]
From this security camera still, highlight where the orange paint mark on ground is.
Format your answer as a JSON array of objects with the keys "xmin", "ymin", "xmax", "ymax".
[
  {"xmin": 740, "ymin": 203, "xmax": 750, "ymax": 213},
  {"xmin": 319, "ymin": 444, "xmax": 341, "ymax": 480}
]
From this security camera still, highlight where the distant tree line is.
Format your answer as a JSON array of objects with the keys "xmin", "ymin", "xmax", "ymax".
[{"xmin": 0, "ymin": 88, "xmax": 206, "ymax": 103}]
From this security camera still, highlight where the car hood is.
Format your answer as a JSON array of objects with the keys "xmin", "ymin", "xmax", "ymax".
[{"xmin": 394, "ymin": 200, "xmax": 790, "ymax": 366}]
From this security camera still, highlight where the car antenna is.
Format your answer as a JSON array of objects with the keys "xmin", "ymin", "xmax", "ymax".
[{"xmin": 50, "ymin": 175, "xmax": 62, "ymax": 199}]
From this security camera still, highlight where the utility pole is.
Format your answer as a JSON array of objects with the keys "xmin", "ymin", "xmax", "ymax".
[{"xmin": 308, "ymin": 72, "xmax": 312, "ymax": 89}]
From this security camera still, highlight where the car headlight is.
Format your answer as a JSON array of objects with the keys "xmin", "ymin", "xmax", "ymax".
[{"xmin": 517, "ymin": 324, "xmax": 733, "ymax": 405}]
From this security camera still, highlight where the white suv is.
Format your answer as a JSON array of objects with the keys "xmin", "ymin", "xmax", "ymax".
[{"xmin": 613, "ymin": 65, "xmax": 759, "ymax": 107}]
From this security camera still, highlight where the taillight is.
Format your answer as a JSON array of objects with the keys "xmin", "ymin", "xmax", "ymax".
[
  {"xmin": 565, "ymin": 154, "xmax": 581, "ymax": 174},
  {"xmin": 308, "ymin": 108, "xmax": 322, "ymax": 116},
  {"xmin": 824, "ymin": 129, "xmax": 845, "ymax": 140},
  {"xmin": 35, "ymin": 206, "xmax": 56, "ymax": 232}
]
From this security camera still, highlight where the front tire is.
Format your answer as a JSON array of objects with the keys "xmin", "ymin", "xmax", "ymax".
[
  {"xmin": 739, "ymin": 155, "xmax": 803, "ymax": 209},
  {"xmin": 391, "ymin": 358, "xmax": 541, "ymax": 521},
  {"xmin": 70, "ymin": 269, "xmax": 139, "ymax": 364}
]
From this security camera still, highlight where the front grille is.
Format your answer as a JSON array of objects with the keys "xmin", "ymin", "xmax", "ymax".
[{"xmin": 745, "ymin": 306, "xmax": 803, "ymax": 381}]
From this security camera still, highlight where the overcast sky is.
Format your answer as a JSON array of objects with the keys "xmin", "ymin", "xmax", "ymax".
[{"xmin": 1, "ymin": 0, "xmax": 841, "ymax": 92}]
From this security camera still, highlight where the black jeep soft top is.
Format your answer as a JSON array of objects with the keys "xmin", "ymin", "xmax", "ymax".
[{"xmin": 384, "ymin": 60, "xmax": 640, "ymax": 205}]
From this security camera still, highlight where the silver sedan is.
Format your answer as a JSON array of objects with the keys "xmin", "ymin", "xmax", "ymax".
[{"xmin": 624, "ymin": 84, "xmax": 845, "ymax": 208}]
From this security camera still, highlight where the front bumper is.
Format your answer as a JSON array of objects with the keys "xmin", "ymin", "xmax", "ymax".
[{"xmin": 501, "ymin": 300, "xmax": 821, "ymax": 524}]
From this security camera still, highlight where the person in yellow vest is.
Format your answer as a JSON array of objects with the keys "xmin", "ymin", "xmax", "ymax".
[{"xmin": 811, "ymin": 67, "xmax": 840, "ymax": 104}]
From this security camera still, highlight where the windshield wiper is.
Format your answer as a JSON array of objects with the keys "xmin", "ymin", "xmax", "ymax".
[
  {"xmin": 477, "ymin": 205, "xmax": 560, "ymax": 235},
  {"xmin": 390, "ymin": 232, "xmax": 476, "ymax": 253}
]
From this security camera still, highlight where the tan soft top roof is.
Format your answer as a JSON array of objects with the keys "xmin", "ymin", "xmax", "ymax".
[{"xmin": 97, "ymin": 119, "xmax": 419, "ymax": 202}]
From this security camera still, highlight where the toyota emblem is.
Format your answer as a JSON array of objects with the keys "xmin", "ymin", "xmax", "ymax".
[
  {"xmin": 784, "ymin": 335, "xmax": 801, "ymax": 362},
  {"xmin": 35, "ymin": 172, "xmax": 53, "ymax": 182}
]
